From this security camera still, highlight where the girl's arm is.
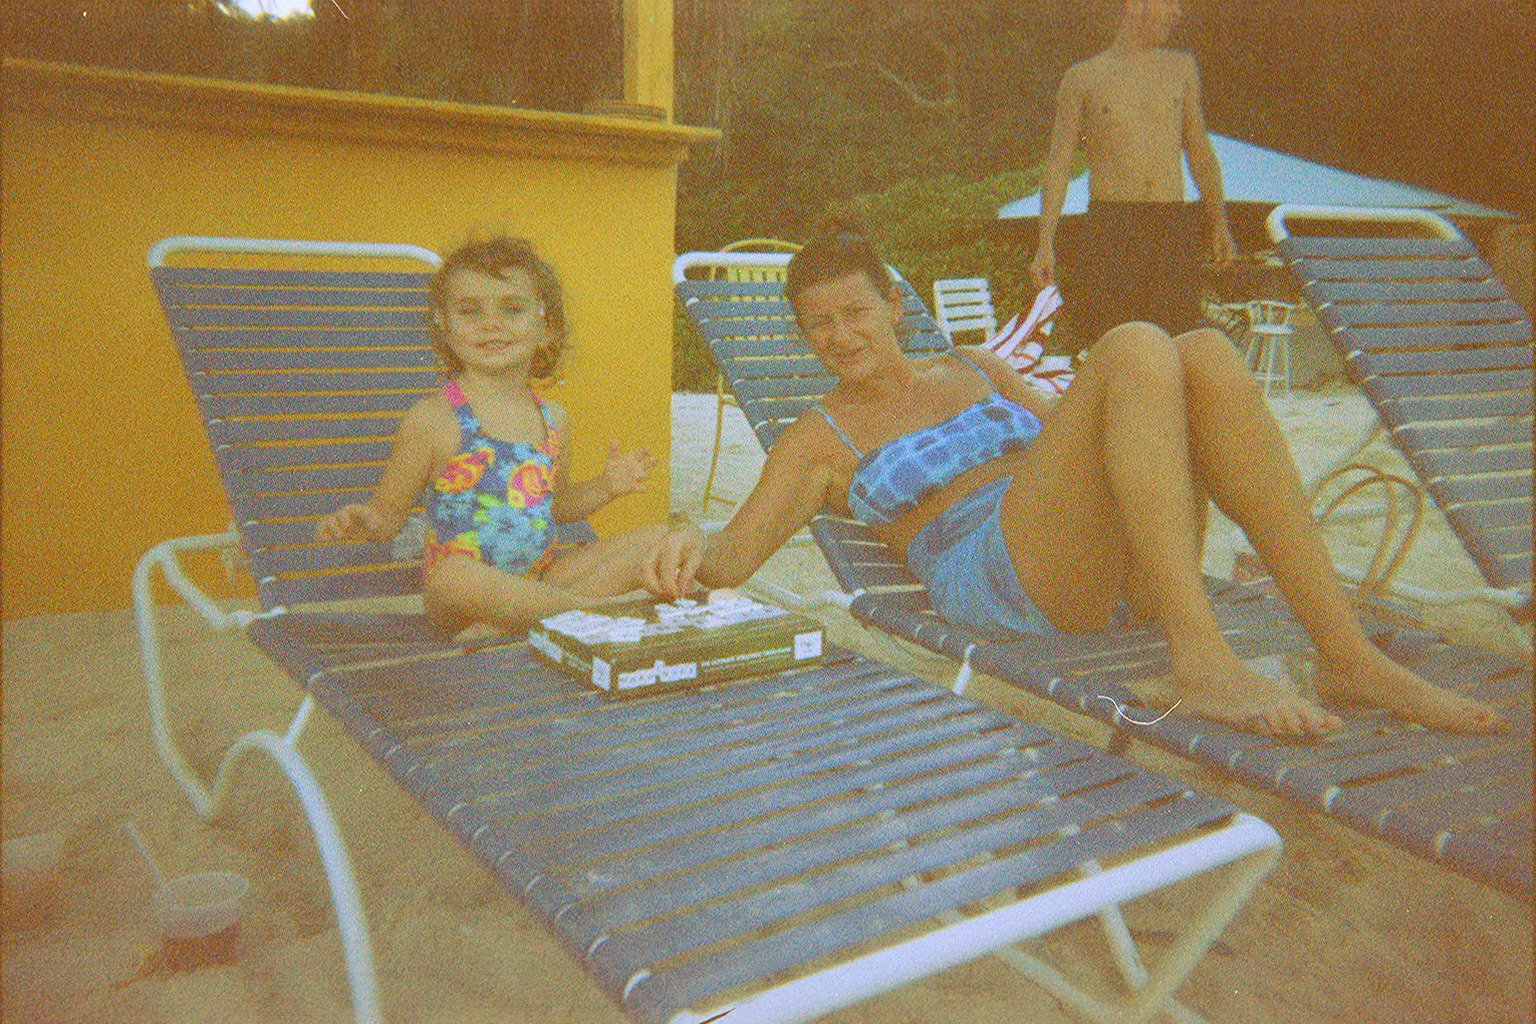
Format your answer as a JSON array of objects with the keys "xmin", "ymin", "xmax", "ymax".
[
  {"xmin": 644, "ymin": 415, "xmax": 838, "ymax": 597},
  {"xmin": 314, "ymin": 398, "xmax": 440, "ymax": 542},
  {"xmin": 547, "ymin": 402, "xmax": 658, "ymax": 522}
]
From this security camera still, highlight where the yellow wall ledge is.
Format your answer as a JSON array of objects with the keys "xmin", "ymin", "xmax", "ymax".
[
  {"xmin": 2, "ymin": 58, "xmax": 716, "ymax": 619},
  {"xmin": 4, "ymin": 58, "xmax": 719, "ymax": 166}
]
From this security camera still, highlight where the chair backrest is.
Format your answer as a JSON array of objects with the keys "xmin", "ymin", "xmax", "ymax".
[
  {"xmin": 675, "ymin": 250, "xmax": 795, "ymax": 285},
  {"xmin": 149, "ymin": 237, "xmax": 443, "ymax": 610},
  {"xmin": 1269, "ymin": 205, "xmax": 1533, "ymax": 598},
  {"xmin": 715, "ymin": 238, "xmax": 801, "ymax": 283},
  {"xmin": 932, "ymin": 277, "xmax": 998, "ymax": 342}
]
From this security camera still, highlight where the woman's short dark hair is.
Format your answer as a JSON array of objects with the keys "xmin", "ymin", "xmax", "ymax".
[
  {"xmin": 785, "ymin": 207, "xmax": 895, "ymax": 316},
  {"xmin": 428, "ymin": 234, "xmax": 568, "ymax": 380}
]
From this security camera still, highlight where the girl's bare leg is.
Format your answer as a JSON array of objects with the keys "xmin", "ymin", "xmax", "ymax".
[
  {"xmin": 425, "ymin": 525, "xmax": 672, "ymax": 634},
  {"xmin": 1171, "ymin": 328, "xmax": 1504, "ymax": 733},
  {"xmin": 540, "ymin": 524, "xmax": 674, "ymax": 596},
  {"xmin": 1004, "ymin": 322, "xmax": 1344, "ymax": 738}
]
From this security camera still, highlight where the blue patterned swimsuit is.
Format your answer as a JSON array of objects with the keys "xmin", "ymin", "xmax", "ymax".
[
  {"xmin": 815, "ymin": 352, "xmax": 1061, "ymax": 638},
  {"xmin": 423, "ymin": 380, "xmax": 561, "ymax": 580},
  {"xmin": 814, "ymin": 353, "xmax": 1043, "ymax": 526}
]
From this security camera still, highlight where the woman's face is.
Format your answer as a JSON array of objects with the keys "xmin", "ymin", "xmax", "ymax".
[{"xmin": 795, "ymin": 272, "xmax": 904, "ymax": 379}]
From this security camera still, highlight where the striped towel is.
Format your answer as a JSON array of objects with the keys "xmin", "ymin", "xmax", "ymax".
[{"xmin": 981, "ymin": 285, "xmax": 1073, "ymax": 394}]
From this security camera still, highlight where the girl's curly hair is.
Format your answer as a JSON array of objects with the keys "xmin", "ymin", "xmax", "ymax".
[{"xmin": 428, "ymin": 235, "xmax": 568, "ymax": 381}]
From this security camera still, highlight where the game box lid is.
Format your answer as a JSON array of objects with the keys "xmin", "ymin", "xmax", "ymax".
[{"xmin": 528, "ymin": 594, "xmax": 826, "ymax": 696}]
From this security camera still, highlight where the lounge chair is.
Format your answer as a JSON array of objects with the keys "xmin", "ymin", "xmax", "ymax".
[
  {"xmin": 137, "ymin": 236, "xmax": 1285, "ymax": 1024},
  {"xmin": 674, "ymin": 251, "xmax": 1533, "ymax": 903},
  {"xmin": 1268, "ymin": 204, "xmax": 1532, "ymax": 620},
  {"xmin": 696, "ymin": 239, "xmax": 802, "ymax": 512},
  {"xmin": 933, "ymin": 277, "xmax": 1073, "ymax": 393},
  {"xmin": 982, "ymin": 285, "xmax": 1073, "ymax": 394}
]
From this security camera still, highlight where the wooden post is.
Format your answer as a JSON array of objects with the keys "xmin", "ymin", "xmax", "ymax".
[{"xmin": 624, "ymin": 0, "xmax": 673, "ymax": 117}]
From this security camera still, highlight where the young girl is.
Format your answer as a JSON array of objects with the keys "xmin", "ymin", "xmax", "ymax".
[{"xmin": 316, "ymin": 235, "xmax": 668, "ymax": 632}]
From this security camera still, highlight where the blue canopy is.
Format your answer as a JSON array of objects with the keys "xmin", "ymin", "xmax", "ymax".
[{"xmin": 997, "ymin": 135, "xmax": 1515, "ymax": 221}]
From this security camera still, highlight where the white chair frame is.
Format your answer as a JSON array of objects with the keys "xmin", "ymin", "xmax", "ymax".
[
  {"xmin": 932, "ymin": 277, "xmax": 999, "ymax": 343},
  {"xmin": 137, "ymin": 236, "xmax": 444, "ymax": 1024}
]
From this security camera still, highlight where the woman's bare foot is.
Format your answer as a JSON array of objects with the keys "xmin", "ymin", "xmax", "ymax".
[
  {"xmin": 1318, "ymin": 647, "xmax": 1508, "ymax": 734},
  {"xmin": 1171, "ymin": 651, "xmax": 1343, "ymax": 740}
]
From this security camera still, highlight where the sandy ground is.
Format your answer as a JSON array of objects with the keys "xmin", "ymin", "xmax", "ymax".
[{"xmin": 3, "ymin": 385, "xmax": 1532, "ymax": 1023}]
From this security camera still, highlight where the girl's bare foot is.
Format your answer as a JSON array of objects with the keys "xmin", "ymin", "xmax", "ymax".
[
  {"xmin": 1319, "ymin": 648, "xmax": 1508, "ymax": 734},
  {"xmin": 452, "ymin": 620, "xmax": 513, "ymax": 646},
  {"xmin": 1171, "ymin": 651, "xmax": 1343, "ymax": 740}
]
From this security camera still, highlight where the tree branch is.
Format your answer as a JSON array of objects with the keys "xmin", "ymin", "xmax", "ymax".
[{"xmin": 818, "ymin": 29, "xmax": 958, "ymax": 111}]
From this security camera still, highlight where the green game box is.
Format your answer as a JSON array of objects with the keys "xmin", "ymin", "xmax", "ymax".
[{"xmin": 527, "ymin": 595, "xmax": 826, "ymax": 696}]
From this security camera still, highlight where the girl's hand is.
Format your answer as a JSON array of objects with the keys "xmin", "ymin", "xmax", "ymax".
[
  {"xmin": 603, "ymin": 443, "xmax": 658, "ymax": 499},
  {"xmin": 315, "ymin": 504, "xmax": 387, "ymax": 543}
]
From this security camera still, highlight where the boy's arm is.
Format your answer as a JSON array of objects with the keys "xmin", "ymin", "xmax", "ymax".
[
  {"xmin": 1030, "ymin": 62, "xmax": 1086, "ymax": 289},
  {"xmin": 1180, "ymin": 56, "xmax": 1235, "ymax": 268}
]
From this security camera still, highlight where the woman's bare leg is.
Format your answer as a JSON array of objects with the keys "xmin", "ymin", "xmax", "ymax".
[
  {"xmin": 1004, "ymin": 322, "xmax": 1343, "ymax": 738},
  {"xmin": 1171, "ymin": 328, "xmax": 1504, "ymax": 732}
]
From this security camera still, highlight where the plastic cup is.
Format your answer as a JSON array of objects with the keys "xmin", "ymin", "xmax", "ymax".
[
  {"xmin": 153, "ymin": 870, "xmax": 249, "ymax": 969},
  {"xmin": 153, "ymin": 870, "xmax": 248, "ymax": 939}
]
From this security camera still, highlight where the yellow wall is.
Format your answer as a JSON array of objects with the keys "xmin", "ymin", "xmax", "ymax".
[{"xmin": 1, "ymin": 59, "xmax": 716, "ymax": 619}]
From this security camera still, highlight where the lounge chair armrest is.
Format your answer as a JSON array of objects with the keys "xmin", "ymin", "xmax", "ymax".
[
  {"xmin": 133, "ymin": 533, "xmax": 283, "ymax": 819},
  {"xmin": 1266, "ymin": 203, "xmax": 1463, "ymax": 243},
  {"xmin": 147, "ymin": 235, "xmax": 440, "ymax": 269},
  {"xmin": 133, "ymin": 532, "xmax": 264, "ymax": 633}
]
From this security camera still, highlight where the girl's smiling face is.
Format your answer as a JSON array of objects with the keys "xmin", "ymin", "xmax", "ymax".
[{"xmin": 437, "ymin": 267, "xmax": 553, "ymax": 378}]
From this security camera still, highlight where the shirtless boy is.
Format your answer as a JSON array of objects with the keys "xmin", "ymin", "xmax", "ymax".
[{"xmin": 1030, "ymin": 0, "xmax": 1236, "ymax": 341}]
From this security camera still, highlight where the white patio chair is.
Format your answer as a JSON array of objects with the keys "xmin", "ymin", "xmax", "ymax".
[
  {"xmin": 932, "ymin": 277, "xmax": 999, "ymax": 343},
  {"xmin": 1242, "ymin": 299, "xmax": 1297, "ymax": 397}
]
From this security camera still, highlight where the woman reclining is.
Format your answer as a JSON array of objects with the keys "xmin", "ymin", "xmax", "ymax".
[{"xmin": 644, "ymin": 212, "xmax": 1505, "ymax": 740}]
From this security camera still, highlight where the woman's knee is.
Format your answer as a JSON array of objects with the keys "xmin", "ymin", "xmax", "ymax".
[
  {"xmin": 1093, "ymin": 321, "xmax": 1184, "ymax": 380},
  {"xmin": 1173, "ymin": 325, "xmax": 1260, "ymax": 391},
  {"xmin": 1173, "ymin": 326, "xmax": 1239, "ymax": 364}
]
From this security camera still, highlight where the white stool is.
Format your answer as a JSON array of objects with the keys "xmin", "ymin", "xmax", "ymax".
[{"xmin": 1243, "ymin": 299, "xmax": 1296, "ymax": 396}]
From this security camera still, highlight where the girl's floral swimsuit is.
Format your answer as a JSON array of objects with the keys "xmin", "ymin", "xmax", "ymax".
[{"xmin": 423, "ymin": 380, "xmax": 562, "ymax": 581}]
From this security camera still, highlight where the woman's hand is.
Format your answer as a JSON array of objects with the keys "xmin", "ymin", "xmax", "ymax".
[
  {"xmin": 602, "ymin": 442, "xmax": 658, "ymax": 499},
  {"xmin": 315, "ymin": 503, "xmax": 387, "ymax": 543},
  {"xmin": 642, "ymin": 524, "xmax": 707, "ymax": 599}
]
